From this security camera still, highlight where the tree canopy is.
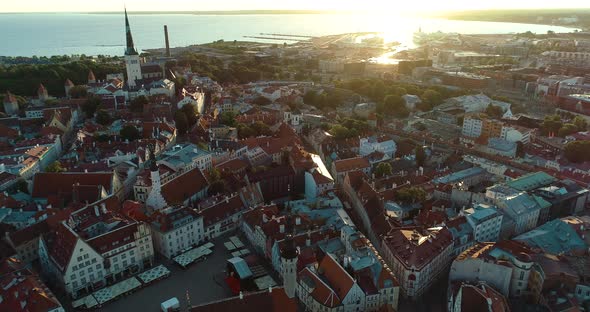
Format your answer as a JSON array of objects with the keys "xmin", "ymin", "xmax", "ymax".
[
  {"xmin": 45, "ymin": 161, "xmax": 66, "ymax": 173},
  {"xmin": 95, "ymin": 110, "xmax": 111, "ymax": 126},
  {"xmin": 174, "ymin": 110, "xmax": 189, "ymax": 135},
  {"xmin": 374, "ymin": 163, "xmax": 393, "ymax": 178},
  {"xmin": 396, "ymin": 187, "xmax": 427, "ymax": 204},
  {"xmin": 120, "ymin": 125, "xmax": 141, "ymax": 142},
  {"xmin": 564, "ymin": 141, "xmax": 590, "ymax": 163}
]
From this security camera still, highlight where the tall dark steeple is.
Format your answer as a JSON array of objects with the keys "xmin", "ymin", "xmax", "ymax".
[{"xmin": 124, "ymin": 8, "xmax": 138, "ymax": 56}]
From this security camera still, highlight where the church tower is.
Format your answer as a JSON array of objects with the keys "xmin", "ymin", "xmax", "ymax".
[
  {"xmin": 146, "ymin": 148, "xmax": 167, "ymax": 211},
  {"xmin": 3, "ymin": 91, "xmax": 19, "ymax": 116},
  {"xmin": 124, "ymin": 8, "xmax": 142, "ymax": 88},
  {"xmin": 38, "ymin": 84, "xmax": 49, "ymax": 102},
  {"xmin": 280, "ymin": 215, "xmax": 299, "ymax": 299},
  {"xmin": 64, "ymin": 79, "xmax": 74, "ymax": 98}
]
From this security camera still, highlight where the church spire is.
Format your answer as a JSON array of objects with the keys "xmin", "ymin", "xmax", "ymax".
[{"xmin": 124, "ymin": 8, "xmax": 138, "ymax": 56}]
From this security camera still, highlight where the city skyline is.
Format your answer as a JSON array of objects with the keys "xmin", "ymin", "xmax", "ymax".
[{"xmin": 2, "ymin": 0, "xmax": 590, "ymax": 13}]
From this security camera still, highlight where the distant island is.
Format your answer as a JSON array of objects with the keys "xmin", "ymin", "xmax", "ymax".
[{"xmin": 435, "ymin": 8, "xmax": 590, "ymax": 30}]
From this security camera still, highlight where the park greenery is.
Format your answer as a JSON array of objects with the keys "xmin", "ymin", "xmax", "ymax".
[
  {"xmin": 120, "ymin": 125, "xmax": 141, "ymax": 142},
  {"xmin": 541, "ymin": 114, "xmax": 587, "ymax": 137},
  {"xmin": 395, "ymin": 187, "xmax": 427, "ymax": 204},
  {"xmin": 0, "ymin": 60, "xmax": 124, "ymax": 96},
  {"xmin": 45, "ymin": 161, "xmax": 66, "ymax": 173},
  {"xmin": 328, "ymin": 118, "xmax": 369, "ymax": 140},
  {"xmin": 374, "ymin": 163, "xmax": 393, "ymax": 178},
  {"xmin": 335, "ymin": 78, "xmax": 472, "ymax": 118},
  {"xmin": 174, "ymin": 103, "xmax": 200, "ymax": 135}
]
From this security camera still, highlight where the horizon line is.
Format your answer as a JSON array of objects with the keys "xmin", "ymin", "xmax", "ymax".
[{"xmin": 2, "ymin": 8, "xmax": 590, "ymax": 14}]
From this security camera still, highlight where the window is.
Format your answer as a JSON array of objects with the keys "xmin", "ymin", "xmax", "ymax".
[
  {"xmin": 70, "ymin": 274, "xmax": 76, "ymax": 280},
  {"xmin": 77, "ymin": 256, "xmax": 83, "ymax": 262},
  {"xmin": 84, "ymin": 254, "xmax": 89, "ymax": 259},
  {"xmin": 96, "ymin": 264, "xmax": 101, "ymax": 269},
  {"xmin": 519, "ymin": 271, "xmax": 525, "ymax": 280},
  {"xmin": 81, "ymin": 277, "xmax": 86, "ymax": 284}
]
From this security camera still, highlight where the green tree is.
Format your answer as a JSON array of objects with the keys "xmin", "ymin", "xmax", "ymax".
[
  {"xmin": 237, "ymin": 123, "xmax": 256, "ymax": 139},
  {"xmin": 415, "ymin": 145, "xmax": 426, "ymax": 167},
  {"xmin": 181, "ymin": 103, "xmax": 198, "ymax": 127},
  {"xmin": 82, "ymin": 96, "xmax": 101, "ymax": 119},
  {"xmin": 68, "ymin": 85, "xmax": 88, "ymax": 99},
  {"xmin": 95, "ymin": 109, "xmax": 111, "ymax": 125},
  {"xmin": 374, "ymin": 162, "xmax": 393, "ymax": 178},
  {"xmin": 252, "ymin": 96, "xmax": 272, "ymax": 105},
  {"xmin": 485, "ymin": 105, "xmax": 504, "ymax": 119},
  {"xmin": 210, "ymin": 168, "xmax": 221, "ymax": 182},
  {"xmin": 45, "ymin": 161, "xmax": 66, "ymax": 173},
  {"xmin": 208, "ymin": 180, "xmax": 225, "ymax": 196},
  {"xmin": 396, "ymin": 187, "xmax": 427, "ymax": 204},
  {"xmin": 130, "ymin": 95, "xmax": 148, "ymax": 113},
  {"xmin": 564, "ymin": 141, "xmax": 590, "ymax": 163},
  {"xmin": 541, "ymin": 115, "xmax": 563, "ymax": 136},
  {"xmin": 572, "ymin": 116, "xmax": 588, "ymax": 131},
  {"xmin": 252, "ymin": 121, "xmax": 272, "ymax": 136},
  {"xmin": 15, "ymin": 179, "xmax": 28, "ymax": 194},
  {"xmin": 421, "ymin": 89, "xmax": 443, "ymax": 109},
  {"xmin": 381, "ymin": 94, "xmax": 409, "ymax": 118},
  {"xmin": 174, "ymin": 110, "xmax": 189, "ymax": 135},
  {"xmin": 120, "ymin": 125, "xmax": 141, "ymax": 142},
  {"xmin": 220, "ymin": 111, "xmax": 236, "ymax": 127},
  {"xmin": 303, "ymin": 90, "xmax": 317, "ymax": 105},
  {"xmin": 558, "ymin": 123, "xmax": 579, "ymax": 137}
]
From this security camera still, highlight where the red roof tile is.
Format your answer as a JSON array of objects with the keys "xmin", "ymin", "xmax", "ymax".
[
  {"xmin": 46, "ymin": 222, "xmax": 78, "ymax": 272},
  {"xmin": 200, "ymin": 195, "xmax": 246, "ymax": 227},
  {"xmin": 383, "ymin": 226, "xmax": 453, "ymax": 270},
  {"xmin": 161, "ymin": 167, "xmax": 209, "ymax": 205},
  {"xmin": 319, "ymin": 254, "xmax": 355, "ymax": 300},
  {"xmin": 32, "ymin": 172, "xmax": 114, "ymax": 200},
  {"xmin": 334, "ymin": 157, "xmax": 370, "ymax": 172},
  {"xmin": 299, "ymin": 267, "xmax": 341, "ymax": 307}
]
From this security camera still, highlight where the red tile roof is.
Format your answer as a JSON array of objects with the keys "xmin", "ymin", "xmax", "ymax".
[
  {"xmin": 32, "ymin": 172, "xmax": 114, "ymax": 199},
  {"xmin": 46, "ymin": 222, "xmax": 78, "ymax": 272},
  {"xmin": 87, "ymin": 222, "xmax": 139, "ymax": 254},
  {"xmin": 383, "ymin": 227, "xmax": 453, "ymax": 270},
  {"xmin": 150, "ymin": 206, "xmax": 200, "ymax": 232},
  {"xmin": 299, "ymin": 267, "xmax": 341, "ymax": 307},
  {"xmin": 0, "ymin": 123, "xmax": 19, "ymax": 138},
  {"xmin": 0, "ymin": 258, "xmax": 63, "ymax": 312},
  {"xmin": 161, "ymin": 167, "xmax": 209, "ymax": 205},
  {"xmin": 454, "ymin": 282, "xmax": 510, "ymax": 312},
  {"xmin": 200, "ymin": 195, "xmax": 246, "ymax": 227},
  {"xmin": 334, "ymin": 157, "xmax": 370, "ymax": 172},
  {"xmin": 319, "ymin": 254, "xmax": 355, "ymax": 300}
]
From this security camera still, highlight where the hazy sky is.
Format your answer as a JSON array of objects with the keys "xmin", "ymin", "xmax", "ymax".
[{"xmin": 2, "ymin": 0, "xmax": 589, "ymax": 13}]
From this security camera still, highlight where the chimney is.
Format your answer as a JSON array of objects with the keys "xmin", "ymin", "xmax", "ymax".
[
  {"xmin": 101, "ymin": 202, "xmax": 107, "ymax": 214},
  {"xmin": 239, "ymin": 291, "xmax": 243, "ymax": 300},
  {"xmin": 279, "ymin": 224, "xmax": 285, "ymax": 233},
  {"xmin": 164, "ymin": 25, "xmax": 171, "ymax": 57},
  {"xmin": 94, "ymin": 205, "xmax": 100, "ymax": 217},
  {"xmin": 295, "ymin": 217, "xmax": 301, "ymax": 225}
]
